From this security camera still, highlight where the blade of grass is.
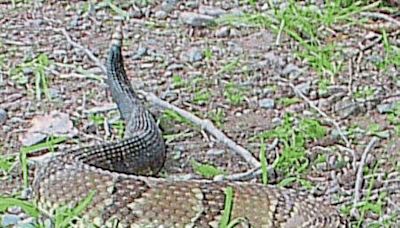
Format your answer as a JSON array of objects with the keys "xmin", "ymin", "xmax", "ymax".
[
  {"xmin": 219, "ymin": 186, "xmax": 234, "ymax": 228},
  {"xmin": 0, "ymin": 197, "xmax": 40, "ymax": 218},
  {"xmin": 259, "ymin": 139, "xmax": 268, "ymax": 185}
]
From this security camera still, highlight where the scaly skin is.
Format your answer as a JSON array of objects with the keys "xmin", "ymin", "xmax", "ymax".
[{"xmin": 2, "ymin": 23, "xmax": 349, "ymax": 227}]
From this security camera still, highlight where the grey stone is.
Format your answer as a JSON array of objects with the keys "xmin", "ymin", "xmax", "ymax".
[
  {"xmin": 132, "ymin": 47, "xmax": 147, "ymax": 60},
  {"xmin": 259, "ymin": 98, "xmax": 275, "ymax": 109},
  {"xmin": 0, "ymin": 108, "xmax": 7, "ymax": 125},
  {"xmin": 295, "ymin": 82, "xmax": 311, "ymax": 95},
  {"xmin": 229, "ymin": 28, "xmax": 240, "ymax": 37},
  {"xmin": 272, "ymin": 117, "xmax": 282, "ymax": 127},
  {"xmin": 180, "ymin": 12, "xmax": 215, "ymax": 27},
  {"xmin": 281, "ymin": 63, "xmax": 302, "ymax": 78},
  {"xmin": 167, "ymin": 63, "xmax": 185, "ymax": 70},
  {"xmin": 181, "ymin": 48, "xmax": 203, "ymax": 63},
  {"xmin": 22, "ymin": 67, "xmax": 33, "ymax": 75},
  {"xmin": 377, "ymin": 102, "xmax": 396, "ymax": 114},
  {"xmin": 2, "ymin": 214, "xmax": 21, "ymax": 227},
  {"xmin": 185, "ymin": 1, "xmax": 199, "ymax": 8},
  {"xmin": 161, "ymin": 0, "xmax": 178, "ymax": 13},
  {"xmin": 16, "ymin": 217, "xmax": 39, "ymax": 228},
  {"xmin": 215, "ymin": 26, "xmax": 230, "ymax": 37},
  {"xmin": 264, "ymin": 52, "xmax": 284, "ymax": 68},
  {"xmin": 365, "ymin": 55, "xmax": 383, "ymax": 64},
  {"xmin": 69, "ymin": 16, "xmax": 80, "ymax": 28},
  {"xmin": 155, "ymin": 10, "xmax": 168, "ymax": 19},
  {"xmin": 334, "ymin": 98, "xmax": 361, "ymax": 118},
  {"xmin": 198, "ymin": 5, "xmax": 226, "ymax": 17},
  {"xmin": 48, "ymin": 88, "xmax": 61, "ymax": 99}
]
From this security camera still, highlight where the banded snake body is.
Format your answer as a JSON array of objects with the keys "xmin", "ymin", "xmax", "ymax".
[{"xmin": 0, "ymin": 24, "xmax": 349, "ymax": 228}]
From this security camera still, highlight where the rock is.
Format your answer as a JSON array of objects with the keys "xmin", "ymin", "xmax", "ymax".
[
  {"xmin": 377, "ymin": 102, "xmax": 396, "ymax": 114},
  {"xmin": 0, "ymin": 108, "xmax": 7, "ymax": 125},
  {"xmin": 259, "ymin": 98, "xmax": 275, "ymax": 109},
  {"xmin": 264, "ymin": 52, "xmax": 284, "ymax": 68},
  {"xmin": 48, "ymin": 88, "xmax": 61, "ymax": 99},
  {"xmin": 198, "ymin": 5, "xmax": 226, "ymax": 17},
  {"xmin": 16, "ymin": 217, "xmax": 40, "ymax": 228},
  {"xmin": 167, "ymin": 63, "xmax": 185, "ymax": 70},
  {"xmin": 185, "ymin": 1, "xmax": 199, "ymax": 8},
  {"xmin": 334, "ymin": 98, "xmax": 361, "ymax": 119},
  {"xmin": 295, "ymin": 82, "xmax": 311, "ymax": 95},
  {"xmin": 229, "ymin": 28, "xmax": 240, "ymax": 37},
  {"xmin": 20, "ymin": 111, "xmax": 78, "ymax": 146},
  {"xmin": 2, "ymin": 214, "xmax": 21, "ymax": 227},
  {"xmin": 181, "ymin": 47, "xmax": 203, "ymax": 63},
  {"xmin": 206, "ymin": 149, "xmax": 225, "ymax": 156},
  {"xmin": 272, "ymin": 117, "xmax": 282, "ymax": 127},
  {"xmin": 161, "ymin": 0, "xmax": 178, "ymax": 13},
  {"xmin": 281, "ymin": 63, "xmax": 302, "ymax": 78},
  {"xmin": 155, "ymin": 10, "xmax": 168, "ymax": 19},
  {"xmin": 215, "ymin": 26, "xmax": 230, "ymax": 37},
  {"xmin": 132, "ymin": 47, "xmax": 148, "ymax": 60},
  {"xmin": 180, "ymin": 12, "xmax": 215, "ymax": 27}
]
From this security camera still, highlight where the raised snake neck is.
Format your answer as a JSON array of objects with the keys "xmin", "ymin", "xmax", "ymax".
[{"xmin": 2, "ymin": 24, "xmax": 349, "ymax": 227}]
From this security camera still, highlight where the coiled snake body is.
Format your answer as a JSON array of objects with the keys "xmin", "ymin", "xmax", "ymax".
[{"xmin": 3, "ymin": 25, "xmax": 349, "ymax": 227}]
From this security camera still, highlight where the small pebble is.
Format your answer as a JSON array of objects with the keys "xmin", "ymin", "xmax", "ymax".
[
  {"xmin": 198, "ymin": 5, "xmax": 226, "ymax": 17},
  {"xmin": 0, "ymin": 108, "xmax": 7, "ymax": 125},
  {"xmin": 377, "ymin": 102, "xmax": 396, "ymax": 114},
  {"xmin": 1, "ymin": 214, "xmax": 21, "ymax": 227},
  {"xmin": 180, "ymin": 12, "xmax": 215, "ymax": 27},
  {"xmin": 259, "ymin": 98, "xmax": 275, "ymax": 109},
  {"xmin": 215, "ymin": 26, "xmax": 230, "ymax": 37},
  {"xmin": 155, "ymin": 10, "xmax": 168, "ymax": 19},
  {"xmin": 161, "ymin": 0, "xmax": 178, "ymax": 13},
  {"xmin": 281, "ymin": 63, "xmax": 301, "ymax": 78},
  {"xmin": 295, "ymin": 82, "xmax": 311, "ymax": 95},
  {"xmin": 181, "ymin": 47, "xmax": 203, "ymax": 63}
]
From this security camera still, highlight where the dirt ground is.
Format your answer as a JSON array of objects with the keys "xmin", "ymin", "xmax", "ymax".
[{"xmin": 0, "ymin": 0, "xmax": 399, "ymax": 227}]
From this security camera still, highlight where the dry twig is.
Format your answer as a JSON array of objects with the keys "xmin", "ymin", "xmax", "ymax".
[
  {"xmin": 277, "ymin": 77, "xmax": 352, "ymax": 147},
  {"xmin": 141, "ymin": 92, "xmax": 261, "ymax": 167},
  {"xmin": 352, "ymin": 137, "xmax": 379, "ymax": 208}
]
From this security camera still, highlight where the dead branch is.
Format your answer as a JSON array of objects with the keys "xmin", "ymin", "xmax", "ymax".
[{"xmin": 353, "ymin": 137, "xmax": 379, "ymax": 208}]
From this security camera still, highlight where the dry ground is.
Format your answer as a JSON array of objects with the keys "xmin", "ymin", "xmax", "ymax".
[{"xmin": 0, "ymin": 0, "xmax": 399, "ymax": 227}]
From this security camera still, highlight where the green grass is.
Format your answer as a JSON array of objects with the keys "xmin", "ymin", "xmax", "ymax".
[
  {"xmin": 354, "ymin": 86, "xmax": 376, "ymax": 99},
  {"xmin": 19, "ymin": 136, "xmax": 67, "ymax": 187},
  {"xmin": 203, "ymin": 48, "xmax": 213, "ymax": 61},
  {"xmin": 89, "ymin": 113, "xmax": 125, "ymax": 139},
  {"xmin": 341, "ymin": 162, "xmax": 389, "ymax": 227},
  {"xmin": 191, "ymin": 160, "xmax": 226, "ymax": 178},
  {"xmin": 10, "ymin": 53, "xmax": 52, "ymax": 101},
  {"xmin": 1, "ymin": 179, "xmax": 96, "ymax": 227},
  {"xmin": 219, "ymin": 186, "xmax": 234, "ymax": 228},
  {"xmin": 0, "ymin": 156, "xmax": 15, "ymax": 174},
  {"xmin": 277, "ymin": 97, "xmax": 301, "ymax": 107},
  {"xmin": 257, "ymin": 113, "xmax": 326, "ymax": 188},
  {"xmin": 171, "ymin": 74, "xmax": 186, "ymax": 88},
  {"xmin": 193, "ymin": 89, "xmax": 211, "ymax": 105},
  {"xmin": 259, "ymin": 140, "xmax": 268, "ymax": 185},
  {"xmin": 220, "ymin": 59, "xmax": 240, "ymax": 74},
  {"xmin": 0, "ymin": 197, "xmax": 40, "ymax": 218},
  {"xmin": 160, "ymin": 109, "xmax": 191, "ymax": 126},
  {"xmin": 209, "ymin": 108, "xmax": 225, "ymax": 128},
  {"xmin": 386, "ymin": 102, "xmax": 400, "ymax": 136},
  {"xmin": 53, "ymin": 190, "xmax": 96, "ymax": 228},
  {"xmin": 376, "ymin": 29, "xmax": 400, "ymax": 70},
  {"xmin": 224, "ymin": 82, "xmax": 245, "ymax": 106},
  {"xmin": 217, "ymin": 1, "xmax": 384, "ymax": 80}
]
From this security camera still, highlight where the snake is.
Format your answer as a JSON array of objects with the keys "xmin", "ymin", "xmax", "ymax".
[{"xmin": 0, "ymin": 24, "xmax": 349, "ymax": 228}]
